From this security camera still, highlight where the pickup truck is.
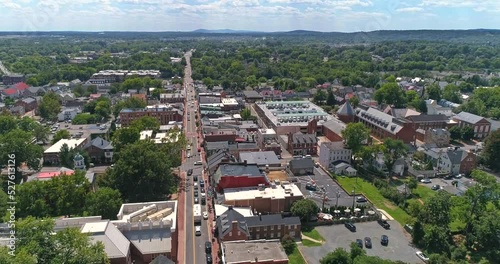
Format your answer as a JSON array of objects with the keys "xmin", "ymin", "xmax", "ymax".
[{"xmin": 378, "ymin": 219, "xmax": 390, "ymax": 229}]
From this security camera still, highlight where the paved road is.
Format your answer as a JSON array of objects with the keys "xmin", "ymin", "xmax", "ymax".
[
  {"xmin": 181, "ymin": 51, "xmax": 211, "ymax": 264},
  {"xmin": 290, "ymin": 167, "xmax": 369, "ymax": 208}
]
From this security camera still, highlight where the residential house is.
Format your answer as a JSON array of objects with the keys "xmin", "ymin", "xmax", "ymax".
[
  {"xmin": 426, "ymin": 99, "xmax": 453, "ymax": 116},
  {"xmin": 9, "ymin": 105, "xmax": 25, "ymax": 116},
  {"xmin": 43, "ymin": 138, "xmax": 87, "ymax": 164},
  {"xmin": 57, "ymin": 108, "xmax": 81, "ymax": 121},
  {"xmin": 23, "ymin": 86, "xmax": 46, "ymax": 97},
  {"xmin": 223, "ymin": 183, "xmax": 303, "ymax": 213},
  {"xmin": 334, "ymin": 163, "xmax": 357, "ymax": 176},
  {"xmin": 423, "ymin": 129, "xmax": 451, "ymax": 147},
  {"xmin": 1, "ymin": 87, "xmax": 20, "ymax": 98},
  {"xmin": 216, "ymin": 207, "xmax": 301, "ymax": 242},
  {"xmin": 15, "ymin": 97, "xmax": 37, "ymax": 112},
  {"xmin": 159, "ymin": 93, "xmax": 184, "ymax": 103},
  {"xmin": 242, "ymin": 90, "xmax": 263, "ymax": 103},
  {"xmin": 452, "ymin": 112, "xmax": 492, "ymax": 139},
  {"xmin": 288, "ymin": 158, "xmax": 315, "ymax": 176},
  {"xmin": 58, "ymin": 92, "xmax": 76, "ymax": 105},
  {"xmin": 421, "ymin": 147, "xmax": 477, "ymax": 175},
  {"xmin": 286, "ymin": 132, "xmax": 318, "ymax": 156},
  {"xmin": 212, "ymin": 163, "xmax": 268, "ymax": 192},
  {"xmin": 84, "ymin": 137, "xmax": 113, "ymax": 164},
  {"xmin": 319, "ymin": 142, "xmax": 352, "ymax": 169}
]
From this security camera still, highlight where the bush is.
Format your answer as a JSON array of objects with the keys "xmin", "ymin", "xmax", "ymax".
[{"xmin": 281, "ymin": 234, "xmax": 296, "ymax": 255}]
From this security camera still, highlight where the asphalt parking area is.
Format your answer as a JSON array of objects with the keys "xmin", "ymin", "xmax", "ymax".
[{"xmin": 299, "ymin": 221, "xmax": 423, "ymax": 264}]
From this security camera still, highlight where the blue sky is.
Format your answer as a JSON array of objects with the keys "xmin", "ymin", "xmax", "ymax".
[{"xmin": 0, "ymin": 0, "xmax": 499, "ymax": 32}]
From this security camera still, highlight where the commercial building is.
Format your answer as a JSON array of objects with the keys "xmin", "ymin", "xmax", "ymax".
[
  {"xmin": 319, "ymin": 142, "xmax": 352, "ymax": 169},
  {"xmin": 160, "ymin": 93, "xmax": 185, "ymax": 103},
  {"xmin": 212, "ymin": 163, "xmax": 269, "ymax": 192},
  {"xmin": 222, "ymin": 240, "xmax": 289, "ymax": 264},
  {"xmin": 87, "ymin": 70, "xmax": 161, "ymax": 86},
  {"xmin": 2, "ymin": 74, "xmax": 25, "ymax": 85},
  {"xmin": 288, "ymin": 158, "xmax": 315, "ymax": 176},
  {"xmin": 254, "ymin": 101, "xmax": 333, "ymax": 135},
  {"xmin": 239, "ymin": 151, "xmax": 281, "ymax": 167},
  {"xmin": 119, "ymin": 104, "xmax": 183, "ymax": 127},
  {"xmin": 452, "ymin": 112, "xmax": 492, "ymax": 139},
  {"xmin": 223, "ymin": 183, "xmax": 303, "ymax": 213},
  {"xmin": 287, "ymin": 132, "xmax": 318, "ymax": 156}
]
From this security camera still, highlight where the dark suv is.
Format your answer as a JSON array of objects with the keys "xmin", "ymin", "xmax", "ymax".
[
  {"xmin": 378, "ymin": 219, "xmax": 390, "ymax": 229},
  {"xmin": 345, "ymin": 222, "xmax": 356, "ymax": 232},
  {"xmin": 381, "ymin": 235, "xmax": 389, "ymax": 246},
  {"xmin": 206, "ymin": 254, "xmax": 212, "ymax": 264},
  {"xmin": 187, "ymin": 169, "xmax": 193, "ymax": 176}
]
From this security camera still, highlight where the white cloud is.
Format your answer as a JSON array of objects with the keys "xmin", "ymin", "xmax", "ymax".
[
  {"xmin": 0, "ymin": 0, "xmax": 22, "ymax": 9},
  {"xmin": 420, "ymin": 0, "xmax": 500, "ymax": 12},
  {"xmin": 396, "ymin": 7, "xmax": 423, "ymax": 13}
]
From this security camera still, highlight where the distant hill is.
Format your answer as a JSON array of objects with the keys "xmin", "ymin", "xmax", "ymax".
[{"xmin": 192, "ymin": 29, "xmax": 260, "ymax": 34}]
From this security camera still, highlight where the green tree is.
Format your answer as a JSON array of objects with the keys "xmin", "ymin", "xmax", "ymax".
[
  {"xmin": 326, "ymin": 89, "xmax": 336, "ymax": 106},
  {"xmin": 349, "ymin": 96, "xmax": 360, "ymax": 108},
  {"xmin": 449, "ymin": 126, "xmax": 461, "ymax": 140},
  {"xmin": 460, "ymin": 126, "xmax": 474, "ymax": 141},
  {"xmin": 482, "ymin": 129, "xmax": 500, "ymax": 171},
  {"xmin": 0, "ymin": 129, "xmax": 43, "ymax": 183},
  {"xmin": 374, "ymin": 82, "xmax": 407, "ymax": 107},
  {"xmin": 422, "ymin": 191, "xmax": 452, "ymax": 226},
  {"xmin": 320, "ymin": 247, "xmax": 351, "ymax": 264},
  {"xmin": 240, "ymin": 108, "xmax": 252, "ymax": 121},
  {"xmin": 423, "ymin": 225, "xmax": 450, "ymax": 255},
  {"xmin": 281, "ymin": 234, "xmax": 296, "ymax": 255},
  {"xmin": 72, "ymin": 113, "xmax": 98, "ymax": 124},
  {"xmin": 342, "ymin": 123, "xmax": 370, "ymax": 156},
  {"xmin": 427, "ymin": 84, "xmax": 442, "ymax": 101},
  {"xmin": 442, "ymin": 84, "xmax": 462, "ymax": 104},
  {"xmin": 290, "ymin": 199, "xmax": 319, "ymax": 222},
  {"xmin": 85, "ymin": 187, "xmax": 123, "ymax": 220},
  {"xmin": 382, "ymin": 138, "xmax": 408, "ymax": 176},
  {"xmin": 112, "ymin": 127, "xmax": 140, "ymax": 152},
  {"xmin": 51, "ymin": 129, "xmax": 71, "ymax": 144},
  {"xmin": 314, "ymin": 89, "xmax": 327, "ymax": 104},
  {"xmin": 349, "ymin": 242, "xmax": 365, "ymax": 260},
  {"xmin": 130, "ymin": 116, "xmax": 160, "ymax": 131},
  {"xmin": 107, "ymin": 140, "xmax": 176, "ymax": 202},
  {"xmin": 38, "ymin": 91, "xmax": 61, "ymax": 120},
  {"xmin": 412, "ymin": 221, "xmax": 425, "ymax": 246}
]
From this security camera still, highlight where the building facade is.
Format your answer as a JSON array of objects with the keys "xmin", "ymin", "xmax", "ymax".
[
  {"xmin": 452, "ymin": 112, "xmax": 491, "ymax": 139},
  {"xmin": 319, "ymin": 142, "xmax": 352, "ymax": 169},
  {"xmin": 119, "ymin": 104, "xmax": 183, "ymax": 126}
]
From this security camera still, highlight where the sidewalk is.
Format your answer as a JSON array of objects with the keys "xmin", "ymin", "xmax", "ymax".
[{"xmin": 176, "ymin": 170, "xmax": 186, "ymax": 264}]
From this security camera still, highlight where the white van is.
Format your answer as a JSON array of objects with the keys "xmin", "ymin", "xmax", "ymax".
[
  {"xmin": 194, "ymin": 161, "xmax": 202, "ymax": 166},
  {"xmin": 195, "ymin": 226, "xmax": 201, "ymax": 236}
]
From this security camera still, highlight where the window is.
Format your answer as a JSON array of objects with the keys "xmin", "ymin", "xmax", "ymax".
[
  {"xmin": 237, "ymin": 231, "xmax": 241, "ymax": 236},
  {"xmin": 289, "ymin": 231, "xmax": 296, "ymax": 237},
  {"xmin": 278, "ymin": 225, "xmax": 281, "ymax": 230},
  {"xmin": 290, "ymin": 224, "xmax": 295, "ymax": 229},
  {"xmin": 229, "ymin": 232, "xmax": 232, "ymax": 236},
  {"xmin": 270, "ymin": 225, "xmax": 274, "ymax": 230},
  {"xmin": 270, "ymin": 232, "xmax": 274, "ymax": 238}
]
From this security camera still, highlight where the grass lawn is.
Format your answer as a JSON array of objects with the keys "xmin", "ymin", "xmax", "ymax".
[
  {"xmin": 301, "ymin": 225, "xmax": 325, "ymax": 241},
  {"xmin": 301, "ymin": 239, "xmax": 322, "ymax": 247},
  {"xmin": 412, "ymin": 184, "xmax": 436, "ymax": 202},
  {"xmin": 336, "ymin": 176, "xmax": 410, "ymax": 225},
  {"xmin": 288, "ymin": 247, "xmax": 307, "ymax": 264}
]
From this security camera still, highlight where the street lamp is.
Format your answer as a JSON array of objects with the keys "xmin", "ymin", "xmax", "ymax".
[
  {"xmin": 352, "ymin": 189, "xmax": 356, "ymax": 209},
  {"xmin": 335, "ymin": 190, "xmax": 341, "ymax": 209}
]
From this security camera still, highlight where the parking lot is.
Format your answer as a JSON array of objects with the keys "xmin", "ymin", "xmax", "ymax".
[
  {"xmin": 299, "ymin": 221, "xmax": 423, "ymax": 264},
  {"xmin": 419, "ymin": 176, "xmax": 477, "ymax": 196},
  {"xmin": 290, "ymin": 167, "xmax": 369, "ymax": 208}
]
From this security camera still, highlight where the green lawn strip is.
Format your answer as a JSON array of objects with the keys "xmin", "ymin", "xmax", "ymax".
[
  {"xmin": 301, "ymin": 239, "xmax": 322, "ymax": 247},
  {"xmin": 288, "ymin": 247, "xmax": 307, "ymax": 264},
  {"xmin": 301, "ymin": 226, "xmax": 325, "ymax": 241},
  {"xmin": 336, "ymin": 177, "xmax": 410, "ymax": 225},
  {"xmin": 413, "ymin": 184, "xmax": 436, "ymax": 201}
]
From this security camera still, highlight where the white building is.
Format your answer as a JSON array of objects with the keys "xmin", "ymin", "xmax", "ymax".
[
  {"xmin": 425, "ymin": 99, "xmax": 453, "ymax": 116},
  {"xmin": 57, "ymin": 108, "xmax": 81, "ymax": 121},
  {"xmin": 319, "ymin": 142, "xmax": 352, "ymax": 169}
]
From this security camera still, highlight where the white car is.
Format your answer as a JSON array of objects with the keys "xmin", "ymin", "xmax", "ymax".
[
  {"xmin": 420, "ymin": 178, "xmax": 432, "ymax": 184},
  {"xmin": 203, "ymin": 212, "xmax": 208, "ymax": 220},
  {"xmin": 195, "ymin": 226, "xmax": 201, "ymax": 236},
  {"xmin": 416, "ymin": 251, "xmax": 429, "ymax": 262}
]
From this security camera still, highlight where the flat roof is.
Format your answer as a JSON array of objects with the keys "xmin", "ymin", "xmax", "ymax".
[
  {"xmin": 223, "ymin": 184, "xmax": 303, "ymax": 201},
  {"xmin": 223, "ymin": 240, "xmax": 288, "ymax": 264},
  {"xmin": 140, "ymin": 130, "xmax": 153, "ymax": 140},
  {"xmin": 239, "ymin": 151, "xmax": 281, "ymax": 166},
  {"xmin": 81, "ymin": 221, "xmax": 108, "ymax": 233},
  {"xmin": 123, "ymin": 229, "xmax": 172, "ymax": 255},
  {"xmin": 255, "ymin": 100, "xmax": 332, "ymax": 127},
  {"xmin": 44, "ymin": 138, "xmax": 86, "ymax": 154},
  {"xmin": 214, "ymin": 205, "xmax": 253, "ymax": 218}
]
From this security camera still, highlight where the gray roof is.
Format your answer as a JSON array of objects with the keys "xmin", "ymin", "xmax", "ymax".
[
  {"xmin": 337, "ymin": 101, "xmax": 354, "ymax": 116},
  {"xmin": 150, "ymin": 255, "xmax": 175, "ymax": 264},
  {"xmin": 239, "ymin": 151, "xmax": 280, "ymax": 166},
  {"xmin": 243, "ymin": 90, "xmax": 262, "ymax": 98},
  {"xmin": 406, "ymin": 115, "xmax": 450, "ymax": 122},
  {"xmin": 245, "ymin": 214, "xmax": 301, "ymax": 227},
  {"xmin": 217, "ymin": 208, "xmax": 249, "ymax": 238},
  {"xmin": 289, "ymin": 158, "xmax": 315, "ymax": 170},
  {"xmin": 85, "ymin": 221, "xmax": 130, "ymax": 259},
  {"xmin": 206, "ymin": 141, "xmax": 229, "ymax": 151},
  {"xmin": 85, "ymin": 136, "xmax": 113, "ymax": 150},
  {"xmin": 292, "ymin": 133, "xmax": 317, "ymax": 144},
  {"xmin": 218, "ymin": 164, "xmax": 263, "ymax": 177},
  {"xmin": 122, "ymin": 228, "xmax": 172, "ymax": 255},
  {"xmin": 22, "ymin": 97, "xmax": 36, "ymax": 104},
  {"xmin": 322, "ymin": 141, "xmax": 346, "ymax": 151},
  {"xmin": 454, "ymin": 112, "xmax": 489, "ymax": 125},
  {"xmin": 322, "ymin": 119, "xmax": 346, "ymax": 136},
  {"xmin": 447, "ymin": 149, "xmax": 466, "ymax": 165},
  {"xmin": 356, "ymin": 107, "xmax": 403, "ymax": 134}
]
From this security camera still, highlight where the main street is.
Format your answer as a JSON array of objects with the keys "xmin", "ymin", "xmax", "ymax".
[{"xmin": 180, "ymin": 51, "xmax": 211, "ymax": 264}]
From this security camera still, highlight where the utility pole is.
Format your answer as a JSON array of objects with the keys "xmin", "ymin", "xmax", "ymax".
[
  {"xmin": 335, "ymin": 190, "xmax": 340, "ymax": 209},
  {"xmin": 352, "ymin": 188, "xmax": 356, "ymax": 209}
]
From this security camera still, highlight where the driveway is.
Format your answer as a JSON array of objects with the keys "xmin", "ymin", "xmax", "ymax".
[{"xmin": 299, "ymin": 222, "xmax": 423, "ymax": 264}]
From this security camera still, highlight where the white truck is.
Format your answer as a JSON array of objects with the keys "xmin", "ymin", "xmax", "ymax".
[{"xmin": 193, "ymin": 204, "xmax": 202, "ymax": 226}]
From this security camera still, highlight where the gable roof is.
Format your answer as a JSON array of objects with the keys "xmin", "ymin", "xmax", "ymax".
[
  {"xmin": 245, "ymin": 214, "xmax": 301, "ymax": 227},
  {"xmin": 2, "ymin": 88, "xmax": 17, "ymax": 95},
  {"xmin": 217, "ymin": 207, "xmax": 249, "ymax": 238},
  {"xmin": 454, "ymin": 111, "xmax": 489, "ymax": 125},
  {"xmin": 12, "ymin": 82, "xmax": 29, "ymax": 90},
  {"xmin": 85, "ymin": 136, "xmax": 113, "ymax": 150}
]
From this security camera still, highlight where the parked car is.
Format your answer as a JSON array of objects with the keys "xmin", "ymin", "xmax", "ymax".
[
  {"xmin": 444, "ymin": 175, "xmax": 453, "ymax": 180},
  {"xmin": 364, "ymin": 237, "xmax": 372, "ymax": 248},
  {"xmin": 187, "ymin": 169, "xmax": 193, "ymax": 176},
  {"xmin": 381, "ymin": 235, "xmax": 389, "ymax": 246},
  {"xmin": 206, "ymin": 254, "xmax": 212, "ymax": 264},
  {"xmin": 377, "ymin": 219, "xmax": 390, "ymax": 229},
  {"xmin": 194, "ymin": 192, "xmax": 198, "ymax": 197},
  {"xmin": 356, "ymin": 196, "xmax": 367, "ymax": 203},
  {"xmin": 454, "ymin": 174, "xmax": 463, "ymax": 179},
  {"xmin": 431, "ymin": 185, "xmax": 441, "ymax": 191},
  {"xmin": 203, "ymin": 212, "xmax": 208, "ymax": 220},
  {"xmin": 345, "ymin": 222, "xmax": 356, "ymax": 232},
  {"xmin": 305, "ymin": 183, "xmax": 317, "ymax": 191},
  {"xmin": 194, "ymin": 198, "xmax": 199, "ymax": 204},
  {"xmin": 421, "ymin": 178, "xmax": 432, "ymax": 184},
  {"xmin": 205, "ymin": 241, "xmax": 212, "ymax": 254},
  {"xmin": 195, "ymin": 226, "xmax": 201, "ymax": 236},
  {"xmin": 355, "ymin": 239, "xmax": 363, "ymax": 248},
  {"xmin": 194, "ymin": 175, "xmax": 198, "ymax": 181},
  {"xmin": 416, "ymin": 251, "xmax": 429, "ymax": 262}
]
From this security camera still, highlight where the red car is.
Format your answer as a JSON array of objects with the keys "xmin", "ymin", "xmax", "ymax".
[{"xmin": 198, "ymin": 147, "xmax": 201, "ymax": 152}]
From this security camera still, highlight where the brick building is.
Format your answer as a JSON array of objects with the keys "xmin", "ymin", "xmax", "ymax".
[
  {"xmin": 355, "ymin": 105, "xmax": 415, "ymax": 143},
  {"xmin": 212, "ymin": 163, "xmax": 269, "ymax": 192},
  {"xmin": 452, "ymin": 112, "xmax": 492, "ymax": 139},
  {"xmin": 216, "ymin": 207, "xmax": 301, "ymax": 242},
  {"xmin": 84, "ymin": 136, "xmax": 114, "ymax": 164},
  {"xmin": 321, "ymin": 119, "xmax": 345, "ymax": 142},
  {"xmin": 15, "ymin": 97, "xmax": 37, "ymax": 112},
  {"xmin": 223, "ymin": 183, "xmax": 303, "ymax": 213},
  {"xmin": 119, "ymin": 104, "xmax": 183, "ymax": 127},
  {"xmin": 286, "ymin": 132, "xmax": 318, "ymax": 156}
]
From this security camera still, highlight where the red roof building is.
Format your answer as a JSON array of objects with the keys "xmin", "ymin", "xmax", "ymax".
[
  {"xmin": 12, "ymin": 82, "xmax": 29, "ymax": 91},
  {"xmin": 2, "ymin": 88, "xmax": 18, "ymax": 96},
  {"xmin": 212, "ymin": 163, "xmax": 268, "ymax": 192}
]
